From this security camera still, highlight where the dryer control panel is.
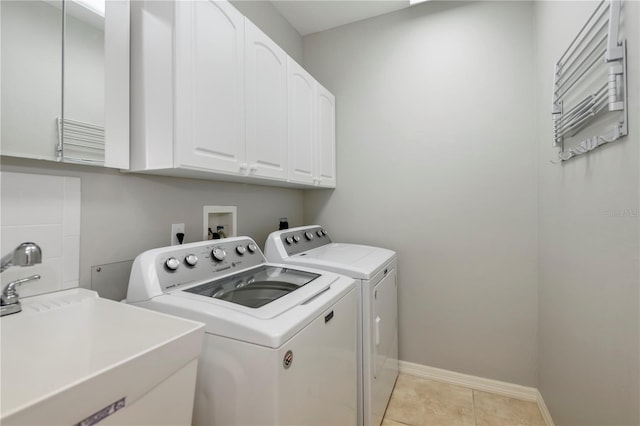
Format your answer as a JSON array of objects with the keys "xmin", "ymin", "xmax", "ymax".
[
  {"xmin": 153, "ymin": 237, "xmax": 266, "ymax": 293},
  {"xmin": 276, "ymin": 226, "xmax": 332, "ymax": 256}
]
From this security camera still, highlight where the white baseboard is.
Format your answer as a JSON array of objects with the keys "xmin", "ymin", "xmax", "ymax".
[
  {"xmin": 398, "ymin": 361, "xmax": 554, "ymax": 426},
  {"xmin": 537, "ymin": 390, "xmax": 555, "ymax": 426}
]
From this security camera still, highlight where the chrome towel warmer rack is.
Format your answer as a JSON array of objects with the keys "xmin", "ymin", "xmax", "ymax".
[{"xmin": 551, "ymin": 0, "xmax": 627, "ymax": 162}]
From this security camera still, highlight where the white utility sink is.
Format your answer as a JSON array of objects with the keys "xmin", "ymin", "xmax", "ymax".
[{"xmin": 1, "ymin": 288, "xmax": 204, "ymax": 425}]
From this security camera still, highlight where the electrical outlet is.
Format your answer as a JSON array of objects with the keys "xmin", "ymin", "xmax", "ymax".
[{"xmin": 171, "ymin": 223, "xmax": 185, "ymax": 245}]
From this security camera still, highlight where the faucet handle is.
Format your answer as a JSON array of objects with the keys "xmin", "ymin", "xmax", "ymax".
[{"xmin": 1, "ymin": 274, "xmax": 41, "ymax": 306}]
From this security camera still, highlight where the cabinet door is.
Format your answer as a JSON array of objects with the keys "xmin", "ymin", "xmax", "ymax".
[
  {"xmin": 315, "ymin": 84, "xmax": 336, "ymax": 188},
  {"xmin": 287, "ymin": 58, "xmax": 315, "ymax": 185},
  {"xmin": 174, "ymin": 0, "xmax": 245, "ymax": 173},
  {"xmin": 244, "ymin": 19, "xmax": 287, "ymax": 180}
]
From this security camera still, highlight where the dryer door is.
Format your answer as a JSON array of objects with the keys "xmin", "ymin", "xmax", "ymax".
[{"xmin": 371, "ymin": 265, "xmax": 399, "ymax": 426}]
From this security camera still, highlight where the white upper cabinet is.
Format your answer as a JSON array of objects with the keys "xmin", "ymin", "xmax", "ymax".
[
  {"xmin": 1, "ymin": 0, "xmax": 129, "ymax": 169},
  {"xmin": 174, "ymin": 0, "xmax": 245, "ymax": 173},
  {"xmin": 130, "ymin": 0, "xmax": 335, "ymax": 188},
  {"xmin": 130, "ymin": 0, "xmax": 245, "ymax": 175},
  {"xmin": 315, "ymin": 84, "xmax": 336, "ymax": 188},
  {"xmin": 245, "ymin": 19, "xmax": 288, "ymax": 180},
  {"xmin": 287, "ymin": 58, "xmax": 316, "ymax": 185},
  {"xmin": 288, "ymin": 59, "xmax": 337, "ymax": 188}
]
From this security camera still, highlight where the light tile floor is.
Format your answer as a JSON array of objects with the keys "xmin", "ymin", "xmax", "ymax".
[{"xmin": 382, "ymin": 374, "xmax": 546, "ymax": 426}]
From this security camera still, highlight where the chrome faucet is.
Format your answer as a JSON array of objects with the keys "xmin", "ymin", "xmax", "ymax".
[{"xmin": 1, "ymin": 242, "xmax": 42, "ymax": 316}]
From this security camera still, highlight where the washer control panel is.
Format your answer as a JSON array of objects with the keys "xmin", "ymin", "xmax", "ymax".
[
  {"xmin": 279, "ymin": 226, "xmax": 332, "ymax": 256},
  {"xmin": 154, "ymin": 237, "xmax": 266, "ymax": 292}
]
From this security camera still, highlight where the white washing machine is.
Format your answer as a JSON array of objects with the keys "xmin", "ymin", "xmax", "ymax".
[
  {"xmin": 265, "ymin": 226, "xmax": 398, "ymax": 426},
  {"xmin": 126, "ymin": 236, "xmax": 357, "ymax": 426}
]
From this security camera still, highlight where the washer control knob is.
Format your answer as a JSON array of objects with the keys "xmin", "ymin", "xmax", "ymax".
[
  {"xmin": 322, "ymin": 229, "xmax": 328, "ymax": 236},
  {"xmin": 286, "ymin": 236, "xmax": 294, "ymax": 245},
  {"xmin": 305, "ymin": 231, "xmax": 314, "ymax": 240},
  {"xmin": 293, "ymin": 235, "xmax": 301, "ymax": 243},
  {"xmin": 316, "ymin": 230, "xmax": 323, "ymax": 237},
  {"xmin": 247, "ymin": 243, "xmax": 258, "ymax": 253},
  {"xmin": 211, "ymin": 247, "xmax": 227, "ymax": 262},
  {"xmin": 184, "ymin": 254, "xmax": 198, "ymax": 266},
  {"xmin": 165, "ymin": 257, "xmax": 180, "ymax": 271},
  {"xmin": 236, "ymin": 245, "xmax": 247, "ymax": 255}
]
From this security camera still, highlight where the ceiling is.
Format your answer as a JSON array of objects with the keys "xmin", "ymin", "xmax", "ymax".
[{"xmin": 270, "ymin": 1, "xmax": 411, "ymax": 36}]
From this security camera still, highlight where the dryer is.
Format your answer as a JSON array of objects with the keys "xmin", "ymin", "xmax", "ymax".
[
  {"xmin": 126, "ymin": 237, "xmax": 357, "ymax": 426},
  {"xmin": 265, "ymin": 226, "xmax": 398, "ymax": 426}
]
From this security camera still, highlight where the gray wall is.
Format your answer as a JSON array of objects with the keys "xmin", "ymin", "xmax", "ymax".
[
  {"xmin": 534, "ymin": 1, "xmax": 640, "ymax": 425},
  {"xmin": 1, "ymin": 156, "xmax": 304, "ymax": 298},
  {"xmin": 302, "ymin": 1, "xmax": 539, "ymax": 386}
]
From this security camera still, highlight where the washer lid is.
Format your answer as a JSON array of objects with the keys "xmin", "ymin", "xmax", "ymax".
[{"xmin": 287, "ymin": 243, "xmax": 396, "ymax": 279}]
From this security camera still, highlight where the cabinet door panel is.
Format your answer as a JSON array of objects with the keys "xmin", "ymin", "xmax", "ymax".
[
  {"xmin": 245, "ymin": 19, "xmax": 287, "ymax": 180},
  {"xmin": 174, "ymin": 0, "xmax": 245, "ymax": 173},
  {"xmin": 316, "ymin": 85, "xmax": 336, "ymax": 188},
  {"xmin": 287, "ymin": 58, "xmax": 315, "ymax": 185}
]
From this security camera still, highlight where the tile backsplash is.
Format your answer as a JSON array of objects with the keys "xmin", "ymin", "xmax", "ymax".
[{"xmin": 1, "ymin": 172, "xmax": 81, "ymax": 298}]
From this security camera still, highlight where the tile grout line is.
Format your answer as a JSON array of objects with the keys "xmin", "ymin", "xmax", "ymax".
[
  {"xmin": 380, "ymin": 379, "xmax": 412, "ymax": 426},
  {"xmin": 472, "ymin": 388, "xmax": 478, "ymax": 426}
]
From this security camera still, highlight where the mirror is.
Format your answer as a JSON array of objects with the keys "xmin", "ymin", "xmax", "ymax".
[
  {"xmin": 1, "ymin": 0, "xmax": 63, "ymax": 161},
  {"xmin": 62, "ymin": 0, "xmax": 106, "ymax": 165},
  {"xmin": 0, "ymin": 0, "xmax": 129, "ymax": 168}
]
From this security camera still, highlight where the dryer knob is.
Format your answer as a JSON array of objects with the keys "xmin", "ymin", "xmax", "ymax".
[
  {"xmin": 305, "ymin": 231, "xmax": 314, "ymax": 240},
  {"xmin": 184, "ymin": 254, "xmax": 198, "ymax": 266},
  {"xmin": 286, "ymin": 236, "xmax": 294, "ymax": 245},
  {"xmin": 322, "ymin": 229, "xmax": 328, "ymax": 236},
  {"xmin": 165, "ymin": 257, "xmax": 180, "ymax": 271},
  {"xmin": 247, "ymin": 243, "xmax": 258, "ymax": 253},
  {"xmin": 211, "ymin": 247, "xmax": 227, "ymax": 262},
  {"xmin": 236, "ymin": 245, "xmax": 247, "ymax": 255},
  {"xmin": 293, "ymin": 235, "xmax": 301, "ymax": 243},
  {"xmin": 316, "ymin": 230, "xmax": 323, "ymax": 237}
]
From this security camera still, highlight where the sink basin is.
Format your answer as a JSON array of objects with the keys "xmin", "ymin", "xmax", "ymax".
[{"xmin": 1, "ymin": 288, "xmax": 204, "ymax": 425}]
